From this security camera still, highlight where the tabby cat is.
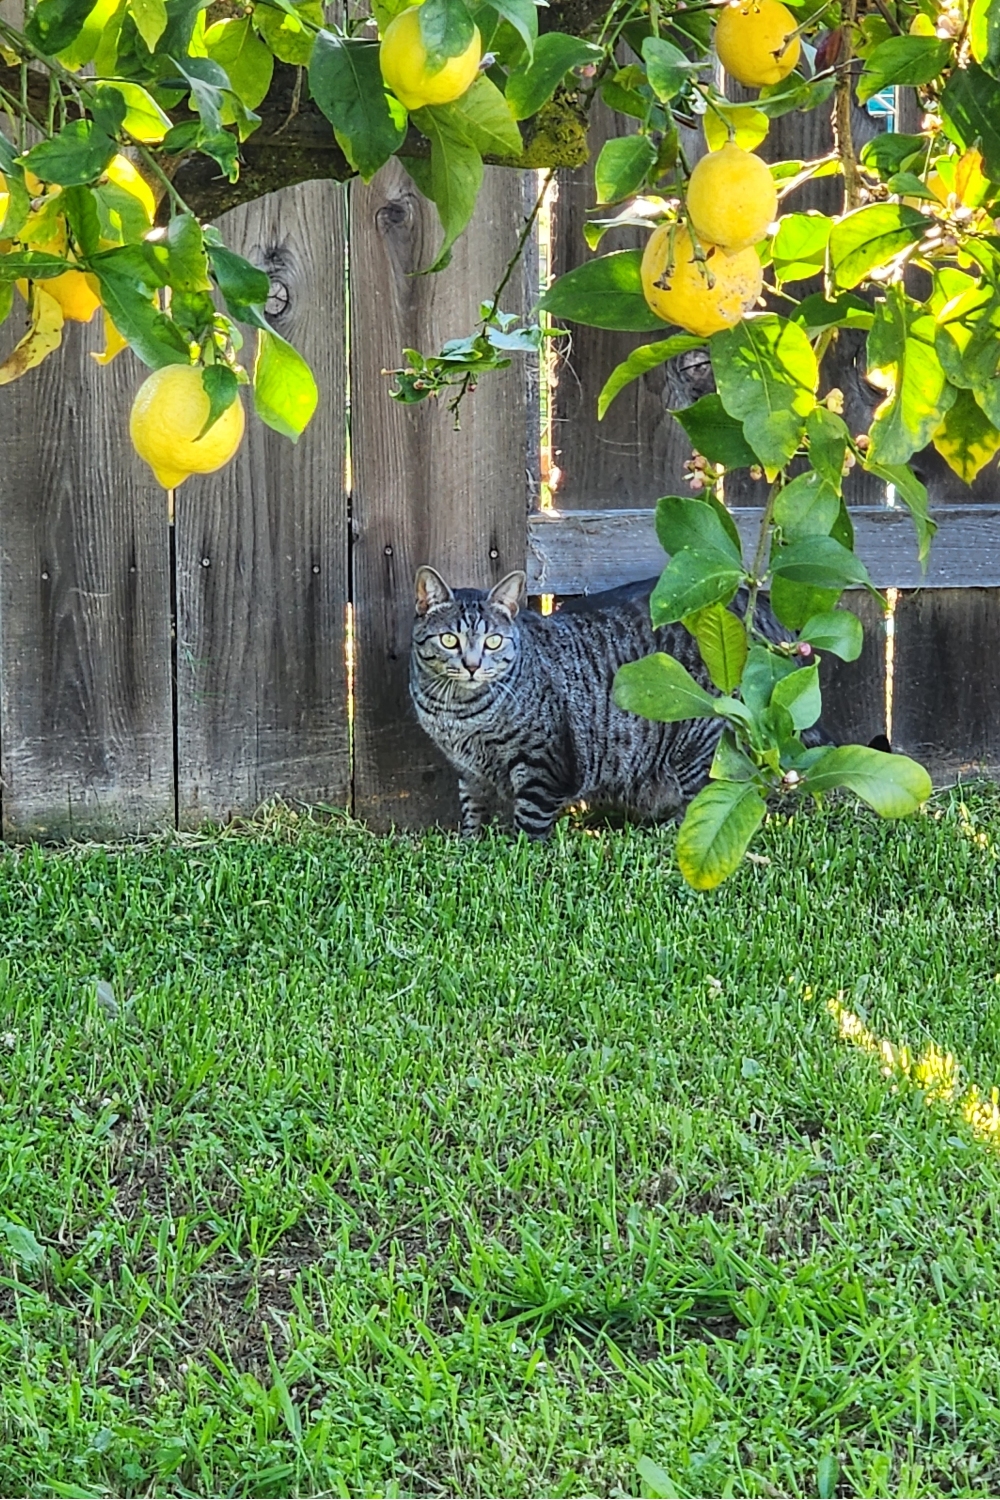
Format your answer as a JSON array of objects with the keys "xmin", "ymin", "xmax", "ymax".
[{"xmin": 410, "ymin": 567, "xmax": 829, "ymax": 838}]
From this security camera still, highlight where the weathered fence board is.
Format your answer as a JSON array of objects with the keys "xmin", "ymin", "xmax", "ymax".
[
  {"xmin": 527, "ymin": 504, "xmax": 1000, "ymax": 595},
  {"xmin": 893, "ymin": 588, "xmax": 1000, "ymax": 778},
  {"xmin": 0, "ymin": 309, "xmax": 174, "ymax": 838},
  {"xmin": 350, "ymin": 160, "xmax": 529, "ymax": 832},
  {"xmin": 174, "ymin": 182, "xmax": 351, "ymax": 826}
]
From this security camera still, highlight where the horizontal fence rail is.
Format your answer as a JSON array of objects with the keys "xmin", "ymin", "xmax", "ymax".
[{"xmin": 527, "ymin": 505, "xmax": 1000, "ymax": 596}]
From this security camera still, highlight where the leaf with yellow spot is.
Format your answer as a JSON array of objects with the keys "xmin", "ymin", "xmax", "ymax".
[
  {"xmin": 0, "ymin": 285, "xmax": 64, "ymax": 385},
  {"xmin": 933, "ymin": 387, "xmax": 1000, "ymax": 481}
]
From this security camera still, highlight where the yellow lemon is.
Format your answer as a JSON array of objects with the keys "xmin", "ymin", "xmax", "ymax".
[
  {"xmin": 687, "ymin": 142, "xmax": 778, "ymax": 253},
  {"xmin": 640, "ymin": 224, "xmax": 763, "ymax": 336},
  {"xmin": 380, "ymin": 5, "xmax": 482, "ymax": 111},
  {"xmin": 104, "ymin": 154, "xmax": 156, "ymax": 224},
  {"xmin": 715, "ymin": 0, "xmax": 800, "ymax": 87},
  {"xmin": 130, "ymin": 364, "xmax": 246, "ymax": 489}
]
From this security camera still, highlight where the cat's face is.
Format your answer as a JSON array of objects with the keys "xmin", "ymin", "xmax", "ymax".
[{"xmin": 412, "ymin": 567, "xmax": 525, "ymax": 691}]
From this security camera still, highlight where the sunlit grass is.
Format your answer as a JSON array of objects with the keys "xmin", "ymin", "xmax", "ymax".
[{"xmin": 4, "ymin": 788, "xmax": 1000, "ymax": 1496}]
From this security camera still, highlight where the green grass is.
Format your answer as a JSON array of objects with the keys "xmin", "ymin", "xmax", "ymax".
[{"xmin": 4, "ymin": 790, "xmax": 1000, "ymax": 1498}]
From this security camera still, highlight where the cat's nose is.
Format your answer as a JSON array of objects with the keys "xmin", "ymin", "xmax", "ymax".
[{"xmin": 463, "ymin": 658, "xmax": 481, "ymax": 676}]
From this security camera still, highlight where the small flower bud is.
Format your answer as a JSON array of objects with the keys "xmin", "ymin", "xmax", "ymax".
[
  {"xmin": 825, "ymin": 388, "xmax": 845, "ymax": 414},
  {"xmin": 750, "ymin": 465, "xmax": 763, "ymax": 481},
  {"xmin": 855, "ymin": 433, "xmax": 871, "ymax": 451},
  {"xmin": 797, "ymin": 641, "xmax": 814, "ymax": 657},
  {"xmin": 783, "ymin": 769, "xmax": 801, "ymax": 788}
]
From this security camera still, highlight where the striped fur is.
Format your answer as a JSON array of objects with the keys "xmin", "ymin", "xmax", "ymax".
[{"xmin": 410, "ymin": 567, "xmax": 815, "ymax": 838}]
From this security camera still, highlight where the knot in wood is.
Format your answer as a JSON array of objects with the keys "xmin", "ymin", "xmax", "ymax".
[
  {"xmin": 376, "ymin": 196, "xmax": 412, "ymax": 234},
  {"xmin": 265, "ymin": 279, "xmax": 290, "ymax": 318}
]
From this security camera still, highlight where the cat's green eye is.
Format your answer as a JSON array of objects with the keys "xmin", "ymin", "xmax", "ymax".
[
  {"xmin": 439, "ymin": 632, "xmax": 459, "ymax": 649},
  {"xmin": 484, "ymin": 633, "xmax": 504, "ymax": 650}
]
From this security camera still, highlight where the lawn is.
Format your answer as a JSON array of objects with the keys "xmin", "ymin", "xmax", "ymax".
[{"xmin": 3, "ymin": 790, "xmax": 1000, "ymax": 1499}]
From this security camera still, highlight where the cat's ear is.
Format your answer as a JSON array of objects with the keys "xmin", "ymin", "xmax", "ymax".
[
  {"xmin": 488, "ymin": 571, "xmax": 526, "ymax": 618},
  {"xmin": 415, "ymin": 566, "xmax": 454, "ymax": 616}
]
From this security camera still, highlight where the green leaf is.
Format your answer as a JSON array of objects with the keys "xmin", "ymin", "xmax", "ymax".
[
  {"xmin": 25, "ymin": 0, "xmax": 96, "ymax": 54},
  {"xmin": 740, "ymin": 644, "xmax": 797, "ymax": 716},
  {"xmin": 771, "ymin": 662, "xmax": 821, "ymax": 730},
  {"xmin": 684, "ymin": 601, "xmax": 748, "ymax": 693},
  {"xmin": 655, "ymin": 495, "xmax": 742, "ymax": 565},
  {"xmin": 505, "ymin": 32, "xmax": 602, "ymax": 120},
  {"xmin": 857, "ymin": 36, "xmax": 951, "ymax": 102},
  {"xmin": 205, "ymin": 16, "xmax": 275, "ymax": 111},
  {"xmin": 642, "ymin": 36, "xmax": 699, "ymax": 101},
  {"xmin": 0, "ymin": 250, "xmax": 74, "ymax": 280},
  {"xmin": 419, "ymin": 0, "xmax": 477, "ymax": 65},
  {"xmin": 165, "ymin": 213, "xmax": 210, "ymax": 292},
  {"xmin": 806, "ymin": 407, "xmax": 849, "ymax": 493},
  {"xmin": 771, "ymin": 213, "xmax": 831, "ymax": 285},
  {"xmin": 199, "ymin": 364, "xmax": 240, "ymax": 436},
  {"xmin": 57, "ymin": 0, "xmax": 123, "ymax": 67},
  {"xmin": 598, "ymin": 335, "xmax": 704, "ymax": 419},
  {"xmin": 709, "ymin": 315, "xmax": 818, "ymax": 473},
  {"xmin": 419, "ymin": 75, "xmax": 522, "ymax": 157},
  {"xmin": 20, "ymin": 120, "xmax": 116, "ymax": 187},
  {"xmin": 485, "ymin": 0, "xmax": 538, "ymax": 58},
  {"xmin": 770, "ymin": 575, "xmax": 840, "ymax": 631},
  {"xmin": 0, "ymin": 282, "xmax": 13, "ymax": 329},
  {"xmin": 594, "ymin": 135, "xmax": 658, "ymax": 204},
  {"xmin": 309, "ymin": 34, "xmax": 405, "ymax": 181},
  {"xmin": 803, "ymin": 744, "xmax": 932, "ymax": 815},
  {"xmin": 0, "ymin": 144, "xmax": 31, "ymax": 240},
  {"xmin": 709, "ymin": 730, "xmax": 757, "ymax": 782},
  {"xmin": 771, "ymin": 535, "xmax": 872, "ymax": 590},
  {"xmin": 90, "ymin": 261, "xmax": 192, "ymax": 369},
  {"xmin": 94, "ymin": 80, "xmax": 173, "ymax": 143},
  {"xmin": 254, "ymin": 328, "xmax": 318, "ymax": 439},
  {"xmin": 0, "ymin": 1219, "xmax": 47, "ymax": 1271},
  {"xmin": 859, "ymin": 132, "xmax": 928, "ymax": 177},
  {"xmin": 867, "ymin": 288, "xmax": 956, "ymax": 466},
  {"xmin": 672, "ymin": 392, "xmax": 757, "ymax": 469},
  {"xmin": 703, "ymin": 102, "xmax": 768, "ymax": 153},
  {"xmin": 971, "ymin": 0, "xmax": 1000, "ymax": 75},
  {"xmin": 651, "ymin": 548, "xmax": 743, "ymax": 625},
  {"xmin": 773, "ymin": 470, "xmax": 840, "ymax": 541},
  {"xmin": 411, "ymin": 113, "xmax": 483, "ymax": 272},
  {"xmin": 613, "ymin": 650, "xmax": 720, "ymax": 722},
  {"xmin": 676, "ymin": 780, "xmax": 766, "ymax": 890},
  {"xmin": 636, "ymin": 1455, "xmax": 683, "ymax": 1500},
  {"xmin": 206, "ymin": 238, "xmax": 271, "ymax": 311},
  {"xmin": 933, "ymin": 386, "xmax": 1000, "ymax": 482},
  {"xmin": 864, "ymin": 459, "xmax": 935, "ymax": 569},
  {"xmin": 817, "ymin": 1455, "xmax": 839, "ymax": 1500},
  {"xmin": 792, "ymin": 291, "xmax": 874, "ymax": 336},
  {"xmin": 130, "ymin": 0, "xmax": 168, "ymax": 50},
  {"xmin": 61, "ymin": 184, "xmax": 102, "ymax": 258},
  {"xmin": 941, "ymin": 63, "xmax": 1000, "ymax": 179},
  {"xmin": 799, "ymin": 609, "xmax": 863, "ymax": 662},
  {"xmin": 539, "ymin": 250, "xmax": 665, "ymax": 333},
  {"xmin": 168, "ymin": 53, "xmax": 229, "ymax": 136},
  {"xmin": 252, "ymin": 0, "xmax": 323, "ymax": 65},
  {"xmin": 828, "ymin": 204, "xmax": 926, "ymax": 292}
]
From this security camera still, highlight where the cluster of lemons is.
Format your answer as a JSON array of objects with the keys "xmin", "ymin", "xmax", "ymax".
[
  {"xmin": 641, "ymin": 0, "xmax": 799, "ymax": 336},
  {"xmin": 1, "ymin": 156, "xmax": 245, "ymax": 488}
]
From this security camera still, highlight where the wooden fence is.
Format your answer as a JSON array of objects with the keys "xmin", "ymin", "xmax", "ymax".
[{"xmin": 1, "ymin": 98, "xmax": 999, "ymax": 840}]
